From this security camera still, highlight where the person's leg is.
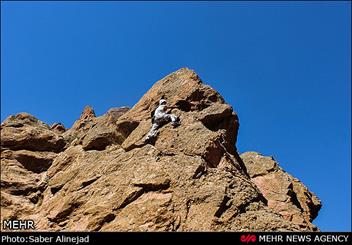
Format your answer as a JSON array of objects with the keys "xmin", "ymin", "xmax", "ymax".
[
  {"xmin": 169, "ymin": 114, "xmax": 179, "ymax": 126},
  {"xmin": 145, "ymin": 123, "xmax": 159, "ymax": 141}
]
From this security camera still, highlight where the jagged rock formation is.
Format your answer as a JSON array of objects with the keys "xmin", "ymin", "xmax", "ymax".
[
  {"xmin": 240, "ymin": 152, "xmax": 321, "ymax": 231},
  {"xmin": 0, "ymin": 68, "xmax": 321, "ymax": 231}
]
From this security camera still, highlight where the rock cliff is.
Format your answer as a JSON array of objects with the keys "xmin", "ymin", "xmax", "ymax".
[{"xmin": 0, "ymin": 68, "xmax": 321, "ymax": 231}]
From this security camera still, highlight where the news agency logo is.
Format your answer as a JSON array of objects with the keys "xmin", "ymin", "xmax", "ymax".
[
  {"xmin": 240, "ymin": 234, "xmax": 257, "ymax": 243},
  {"xmin": 2, "ymin": 219, "xmax": 35, "ymax": 230}
]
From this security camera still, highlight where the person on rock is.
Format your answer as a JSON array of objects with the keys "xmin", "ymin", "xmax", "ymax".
[{"xmin": 145, "ymin": 99, "xmax": 180, "ymax": 142}]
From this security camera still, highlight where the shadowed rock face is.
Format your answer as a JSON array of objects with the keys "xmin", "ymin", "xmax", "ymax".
[{"xmin": 0, "ymin": 68, "xmax": 321, "ymax": 231}]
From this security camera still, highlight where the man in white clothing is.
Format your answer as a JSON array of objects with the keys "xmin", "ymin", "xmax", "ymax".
[{"xmin": 145, "ymin": 99, "xmax": 180, "ymax": 142}]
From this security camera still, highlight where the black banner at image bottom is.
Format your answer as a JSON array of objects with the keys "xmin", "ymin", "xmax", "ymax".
[{"xmin": 1, "ymin": 232, "xmax": 351, "ymax": 244}]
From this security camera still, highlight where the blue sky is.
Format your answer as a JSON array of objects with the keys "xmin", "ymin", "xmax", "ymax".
[{"xmin": 1, "ymin": 1, "xmax": 351, "ymax": 231}]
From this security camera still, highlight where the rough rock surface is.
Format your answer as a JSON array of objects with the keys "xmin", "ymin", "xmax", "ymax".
[
  {"xmin": 0, "ymin": 68, "xmax": 321, "ymax": 231},
  {"xmin": 240, "ymin": 152, "xmax": 321, "ymax": 230}
]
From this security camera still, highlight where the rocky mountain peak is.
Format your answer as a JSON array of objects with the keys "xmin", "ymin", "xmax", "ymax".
[
  {"xmin": 80, "ymin": 106, "xmax": 96, "ymax": 120},
  {"xmin": 0, "ymin": 68, "xmax": 321, "ymax": 231}
]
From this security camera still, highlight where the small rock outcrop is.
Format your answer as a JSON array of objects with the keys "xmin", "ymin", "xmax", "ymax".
[
  {"xmin": 0, "ymin": 68, "xmax": 321, "ymax": 231},
  {"xmin": 241, "ymin": 152, "xmax": 321, "ymax": 230},
  {"xmin": 1, "ymin": 113, "xmax": 65, "ymax": 152}
]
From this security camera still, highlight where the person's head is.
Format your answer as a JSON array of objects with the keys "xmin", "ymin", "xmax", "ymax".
[{"xmin": 159, "ymin": 99, "xmax": 167, "ymax": 105}]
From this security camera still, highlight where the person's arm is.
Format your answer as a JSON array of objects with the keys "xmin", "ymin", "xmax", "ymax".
[{"xmin": 166, "ymin": 106, "xmax": 178, "ymax": 113}]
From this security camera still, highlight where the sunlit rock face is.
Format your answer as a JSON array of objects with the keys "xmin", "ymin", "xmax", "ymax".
[{"xmin": 0, "ymin": 68, "xmax": 321, "ymax": 231}]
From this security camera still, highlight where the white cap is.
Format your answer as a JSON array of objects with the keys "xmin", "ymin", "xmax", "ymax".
[{"xmin": 159, "ymin": 99, "xmax": 167, "ymax": 105}]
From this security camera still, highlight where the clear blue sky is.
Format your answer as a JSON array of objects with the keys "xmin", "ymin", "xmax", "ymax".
[{"xmin": 1, "ymin": 1, "xmax": 351, "ymax": 231}]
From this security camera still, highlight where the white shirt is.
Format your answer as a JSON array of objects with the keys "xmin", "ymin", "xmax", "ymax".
[{"xmin": 154, "ymin": 105, "xmax": 167, "ymax": 119}]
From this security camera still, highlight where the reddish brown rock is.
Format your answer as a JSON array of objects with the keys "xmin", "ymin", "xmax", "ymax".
[
  {"xmin": 63, "ymin": 106, "xmax": 130, "ymax": 150},
  {"xmin": 50, "ymin": 123, "xmax": 66, "ymax": 133},
  {"xmin": 240, "ymin": 152, "xmax": 322, "ymax": 230},
  {"xmin": 1, "ymin": 113, "xmax": 65, "ymax": 152},
  {"xmin": 0, "ymin": 68, "xmax": 321, "ymax": 231}
]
